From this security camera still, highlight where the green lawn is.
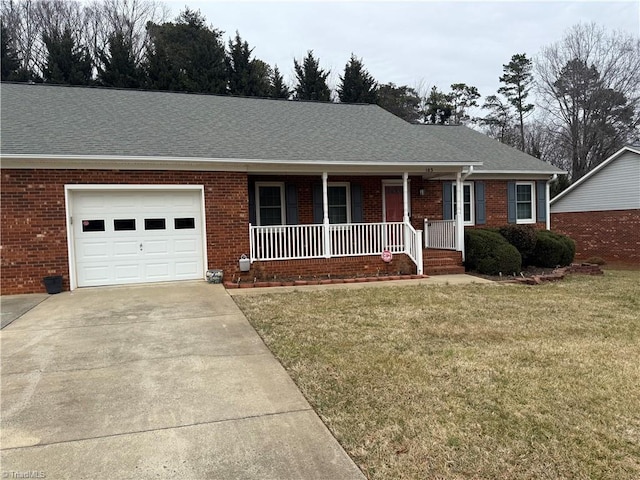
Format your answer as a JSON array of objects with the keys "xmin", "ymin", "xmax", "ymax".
[{"xmin": 234, "ymin": 271, "xmax": 640, "ymax": 479}]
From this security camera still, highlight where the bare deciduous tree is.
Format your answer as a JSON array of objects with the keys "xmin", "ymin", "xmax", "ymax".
[{"xmin": 536, "ymin": 23, "xmax": 640, "ymax": 180}]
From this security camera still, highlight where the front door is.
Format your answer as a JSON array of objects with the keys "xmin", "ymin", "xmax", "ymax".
[{"xmin": 384, "ymin": 185, "xmax": 404, "ymax": 222}]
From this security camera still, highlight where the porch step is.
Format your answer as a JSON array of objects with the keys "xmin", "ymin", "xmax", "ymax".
[
  {"xmin": 423, "ymin": 248, "xmax": 464, "ymax": 275},
  {"xmin": 424, "ymin": 265, "xmax": 466, "ymax": 275}
]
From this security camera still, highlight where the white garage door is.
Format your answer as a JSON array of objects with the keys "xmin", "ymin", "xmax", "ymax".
[{"xmin": 72, "ymin": 189, "xmax": 204, "ymax": 287}]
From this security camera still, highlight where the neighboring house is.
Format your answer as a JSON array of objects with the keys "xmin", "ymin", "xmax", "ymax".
[
  {"xmin": 551, "ymin": 146, "xmax": 640, "ymax": 266},
  {"xmin": 0, "ymin": 83, "xmax": 562, "ymax": 294}
]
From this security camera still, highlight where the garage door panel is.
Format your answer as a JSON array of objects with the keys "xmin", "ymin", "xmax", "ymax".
[
  {"xmin": 113, "ymin": 241, "xmax": 140, "ymax": 256},
  {"xmin": 72, "ymin": 189, "xmax": 204, "ymax": 288}
]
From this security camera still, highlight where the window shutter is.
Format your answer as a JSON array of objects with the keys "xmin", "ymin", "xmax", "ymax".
[
  {"xmin": 475, "ymin": 181, "xmax": 486, "ymax": 225},
  {"xmin": 507, "ymin": 181, "xmax": 516, "ymax": 223},
  {"xmin": 350, "ymin": 184, "xmax": 363, "ymax": 223},
  {"xmin": 285, "ymin": 184, "xmax": 298, "ymax": 225},
  {"xmin": 248, "ymin": 183, "xmax": 256, "ymax": 225},
  {"xmin": 536, "ymin": 180, "xmax": 546, "ymax": 223},
  {"xmin": 443, "ymin": 183, "xmax": 453, "ymax": 220},
  {"xmin": 312, "ymin": 184, "xmax": 323, "ymax": 224}
]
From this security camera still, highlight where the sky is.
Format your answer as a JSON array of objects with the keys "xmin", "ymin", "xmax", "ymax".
[{"xmin": 163, "ymin": 0, "xmax": 639, "ymax": 101}]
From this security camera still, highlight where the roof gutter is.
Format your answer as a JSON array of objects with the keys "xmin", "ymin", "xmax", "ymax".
[{"xmin": 461, "ymin": 165, "xmax": 474, "ymax": 181}]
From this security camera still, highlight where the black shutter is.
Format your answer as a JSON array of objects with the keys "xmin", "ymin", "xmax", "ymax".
[
  {"xmin": 312, "ymin": 184, "xmax": 323, "ymax": 224},
  {"xmin": 475, "ymin": 182, "xmax": 486, "ymax": 225},
  {"xmin": 536, "ymin": 180, "xmax": 546, "ymax": 223},
  {"xmin": 285, "ymin": 184, "xmax": 298, "ymax": 225},
  {"xmin": 443, "ymin": 183, "xmax": 453, "ymax": 220},
  {"xmin": 248, "ymin": 182, "xmax": 257, "ymax": 225},
  {"xmin": 507, "ymin": 181, "xmax": 516, "ymax": 223},
  {"xmin": 350, "ymin": 184, "xmax": 363, "ymax": 223}
]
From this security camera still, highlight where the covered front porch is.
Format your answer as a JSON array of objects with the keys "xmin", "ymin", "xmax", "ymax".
[{"xmin": 247, "ymin": 169, "xmax": 472, "ymax": 276}]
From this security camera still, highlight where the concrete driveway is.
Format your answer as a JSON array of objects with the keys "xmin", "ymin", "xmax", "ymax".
[{"xmin": 1, "ymin": 282, "xmax": 364, "ymax": 479}]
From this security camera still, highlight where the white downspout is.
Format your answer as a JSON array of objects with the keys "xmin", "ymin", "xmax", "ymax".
[
  {"xmin": 546, "ymin": 174, "xmax": 557, "ymax": 231},
  {"xmin": 402, "ymin": 172, "xmax": 410, "ymax": 223}
]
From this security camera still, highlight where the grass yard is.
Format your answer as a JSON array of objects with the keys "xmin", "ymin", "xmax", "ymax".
[{"xmin": 234, "ymin": 271, "xmax": 640, "ymax": 480}]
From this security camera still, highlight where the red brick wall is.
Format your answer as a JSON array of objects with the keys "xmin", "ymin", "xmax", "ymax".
[
  {"xmin": 1, "ymin": 169, "xmax": 249, "ymax": 294},
  {"xmin": 246, "ymin": 254, "xmax": 416, "ymax": 281},
  {"xmin": 552, "ymin": 209, "xmax": 640, "ymax": 266}
]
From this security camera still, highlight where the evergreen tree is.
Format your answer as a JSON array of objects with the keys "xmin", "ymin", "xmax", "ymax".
[
  {"xmin": 337, "ymin": 54, "xmax": 377, "ymax": 103},
  {"xmin": 144, "ymin": 8, "xmax": 227, "ymax": 94},
  {"xmin": 424, "ymin": 86, "xmax": 452, "ymax": 124},
  {"xmin": 376, "ymin": 83, "xmax": 422, "ymax": 123},
  {"xmin": 498, "ymin": 53, "xmax": 534, "ymax": 150},
  {"xmin": 1, "ymin": 23, "xmax": 21, "ymax": 81},
  {"xmin": 293, "ymin": 50, "xmax": 331, "ymax": 101},
  {"xmin": 226, "ymin": 32, "xmax": 270, "ymax": 97},
  {"xmin": 269, "ymin": 65, "xmax": 290, "ymax": 99},
  {"xmin": 448, "ymin": 83, "xmax": 480, "ymax": 124},
  {"xmin": 480, "ymin": 94, "xmax": 518, "ymax": 146},
  {"xmin": 42, "ymin": 28, "xmax": 93, "ymax": 85},
  {"xmin": 97, "ymin": 32, "xmax": 140, "ymax": 88}
]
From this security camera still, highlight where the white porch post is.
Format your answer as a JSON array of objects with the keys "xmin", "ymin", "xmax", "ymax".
[
  {"xmin": 322, "ymin": 172, "xmax": 331, "ymax": 258},
  {"xmin": 402, "ymin": 172, "xmax": 410, "ymax": 223},
  {"xmin": 455, "ymin": 170, "xmax": 465, "ymax": 260}
]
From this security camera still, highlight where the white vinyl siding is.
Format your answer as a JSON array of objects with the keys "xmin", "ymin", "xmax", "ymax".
[{"xmin": 551, "ymin": 151, "xmax": 640, "ymax": 213}]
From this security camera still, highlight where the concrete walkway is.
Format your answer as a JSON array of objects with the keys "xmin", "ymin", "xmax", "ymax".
[{"xmin": 1, "ymin": 282, "xmax": 364, "ymax": 479}]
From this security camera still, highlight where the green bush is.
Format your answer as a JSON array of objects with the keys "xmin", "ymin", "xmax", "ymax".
[
  {"xmin": 498, "ymin": 224, "xmax": 537, "ymax": 263},
  {"xmin": 530, "ymin": 230, "xmax": 576, "ymax": 267},
  {"xmin": 465, "ymin": 229, "xmax": 522, "ymax": 275}
]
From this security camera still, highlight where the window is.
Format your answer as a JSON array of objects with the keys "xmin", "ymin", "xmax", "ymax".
[
  {"xmin": 114, "ymin": 219, "xmax": 136, "ymax": 231},
  {"xmin": 516, "ymin": 182, "xmax": 535, "ymax": 224},
  {"xmin": 82, "ymin": 219, "xmax": 105, "ymax": 232},
  {"xmin": 256, "ymin": 183, "xmax": 285, "ymax": 226},
  {"xmin": 451, "ymin": 182, "xmax": 474, "ymax": 225},
  {"xmin": 174, "ymin": 217, "xmax": 195, "ymax": 230},
  {"xmin": 328, "ymin": 183, "xmax": 350, "ymax": 224},
  {"xmin": 144, "ymin": 218, "xmax": 166, "ymax": 230}
]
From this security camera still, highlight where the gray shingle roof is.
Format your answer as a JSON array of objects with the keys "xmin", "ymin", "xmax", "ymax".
[
  {"xmin": 1, "ymin": 83, "xmax": 560, "ymax": 175},
  {"xmin": 417, "ymin": 124, "xmax": 563, "ymax": 174}
]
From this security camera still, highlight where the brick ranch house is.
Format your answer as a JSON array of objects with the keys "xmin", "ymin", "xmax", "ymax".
[
  {"xmin": 551, "ymin": 146, "xmax": 640, "ymax": 266},
  {"xmin": 1, "ymin": 83, "xmax": 563, "ymax": 294}
]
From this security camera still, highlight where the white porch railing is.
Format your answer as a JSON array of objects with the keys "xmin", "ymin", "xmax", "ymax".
[
  {"xmin": 424, "ymin": 219, "xmax": 457, "ymax": 250},
  {"xmin": 250, "ymin": 222, "xmax": 423, "ymax": 274}
]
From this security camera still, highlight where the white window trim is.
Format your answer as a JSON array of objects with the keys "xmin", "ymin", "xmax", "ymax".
[
  {"xmin": 328, "ymin": 182, "xmax": 351, "ymax": 224},
  {"xmin": 255, "ymin": 182, "xmax": 285, "ymax": 226},
  {"xmin": 516, "ymin": 181, "xmax": 536, "ymax": 224},
  {"xmin": 382, "ymin": 179, "xmax": 411, "ymax": 222},
  {"xmin": 452, "ymin": 181, "xmax": 475, "ymax": 226}
]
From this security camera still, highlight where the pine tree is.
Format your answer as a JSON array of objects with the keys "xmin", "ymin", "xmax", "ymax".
[
  {"xmin": 293, "ymin": 51, "xmax": 331, "ymax": 101},
  {"xmin": 42, "ymin": 28, "xmax": 93, "ymax": 85},
  {"xmin": 448, "ymin": 83, "xmax": 480, "ymax": 124},
  {"xmin": 376, "ymin": 83, "xmax": 422, "ymax": 123},
  {"xmin": 1, "ymin": 23, "xmax": 21, "ymax": 81},
  {"xmin": 144, "ymin": 8, "xmax": 227, "ymax": 94},
  {"xmin": 424, "ymin": 86, "xmax": 452, "ymax": 124},
  {"xmin": 226, "ymin": 32, "xmax": 270, "ymax": 97},
  {"xmin": 269, "ymin": 65, "xmax": 290, "ymax": 99},
  {"xmin": 97, "ymin": 32, "xmax": 141, "ymax": 88},
  {"xmin": 498, "ymin": 53, "xmax": 534, "ymax": 150},
  {"xmin": 337, "ymin": 54, "xmax": 377, "ymax": 103}
]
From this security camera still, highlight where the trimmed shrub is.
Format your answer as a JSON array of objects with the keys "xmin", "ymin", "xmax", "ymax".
[
  {"xmin": 530, "ymin": 230, "xmax": 576, "ymax": 267},
  {"xmin": 498, "ymin": 224, "xmax": 537, "ymax": 263},
  {"xmin": 465, "ymin": 229, "xmax": 522, "ymax": 275}
]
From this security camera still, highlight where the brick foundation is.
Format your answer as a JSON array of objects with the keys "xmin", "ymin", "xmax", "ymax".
[{"xmin": 551, "ymin": 209, "xmax": 640, "ymax": 266}]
